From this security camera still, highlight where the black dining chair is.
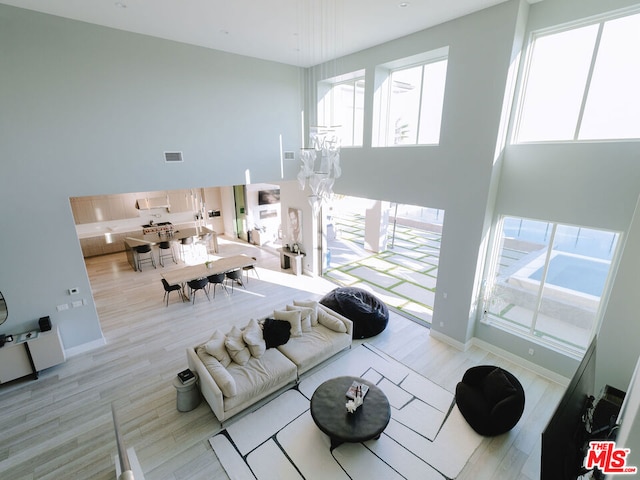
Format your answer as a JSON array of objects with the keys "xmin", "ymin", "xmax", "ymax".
[
  {"xmin": 187, "ymin": 277, "xmax": 210, "ymax": 304},
  {"xmin": 242, "ymin": 257, "xmax": 259, "ymax": 284},
  {"xmin": 225, "ymin": 269, "xmax": 245, "ymax": 293},
  {"xmin": 161, "ymin": 278, "xmax": 184, "ymax": 306},
  {"xmin": 207, "ymin": 272, "xmax": 227, "ymax": 298}
]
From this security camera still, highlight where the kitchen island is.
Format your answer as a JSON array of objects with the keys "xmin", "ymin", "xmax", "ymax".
[{"xmin": 123, "ymin": 227, "xmax": 218, "ymax": 271}]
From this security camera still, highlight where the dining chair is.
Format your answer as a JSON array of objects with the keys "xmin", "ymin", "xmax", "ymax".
[
  {"xmin": 161, "ymin": 278, "xmax": 184, "ymax": 306},
  {"xmin": 187, "ymin": 277, "xmax": 210, "ymax": 304},
  {"xmin": 225, "ymin": 269, "xmax": 244, "ymax": 293},
  {"xmin": 207, "ymin": 272, "xmax": 227, "ymax": 298},
  {"xmin": 242, "ymin": 257, "xmax": 259, "ymax": 284}
]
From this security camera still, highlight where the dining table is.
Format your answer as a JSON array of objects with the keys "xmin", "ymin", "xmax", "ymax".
[{"xmin": 161, "ymin": 254, "xmax": 256, "ymax": 298}]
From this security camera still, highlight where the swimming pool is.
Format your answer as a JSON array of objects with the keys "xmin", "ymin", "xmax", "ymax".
[{"xmin": 529, "ymin": 254, "xmax": 609, "ymax": 297}]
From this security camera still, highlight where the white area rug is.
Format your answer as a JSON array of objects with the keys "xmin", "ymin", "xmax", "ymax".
[{"xmin": 209, "ymin": 344, "xmax": 483, "ymax": 479}]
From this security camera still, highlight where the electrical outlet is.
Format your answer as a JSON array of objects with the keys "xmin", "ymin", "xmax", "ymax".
[
  {"xmin": 72, "ymin": 300, "xmax": 83, "ymax": 308},
  {"xmin": 56, "ymin": 303, "xmax": 69, "ymax": 312},
  {"xmin": 528, "ymin": 348, "xmax": 535, "ymax": 356}
]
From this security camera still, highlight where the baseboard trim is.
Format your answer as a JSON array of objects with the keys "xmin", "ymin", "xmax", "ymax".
[
  {"xmin": 429, "ymin": 330, "xmax": 569, "ymax": 386},
  {"xmin": 429, "ymin": 329, "xmax": 470, "ymax": 351},
  {"xmin": 471, "ymin": 337, "xmax": 570, "ymax": 386},
  {"xmin": 65, "ymin": 336, "xmax": 106, "ymax": 358}
]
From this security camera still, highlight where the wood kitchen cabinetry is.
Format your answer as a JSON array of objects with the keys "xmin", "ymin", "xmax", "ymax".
[
  {"xmin": 80, "ymin": 230, "xmax": 138, "ymax": 257},
  {"xmin": 71, "ymin": 193, "xmax": 139, "ymax": 224}
]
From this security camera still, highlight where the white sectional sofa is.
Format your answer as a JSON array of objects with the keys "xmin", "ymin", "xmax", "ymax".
[{"xmin": 187, "ymin": 300, "xmax": 353, "ymax": 423}]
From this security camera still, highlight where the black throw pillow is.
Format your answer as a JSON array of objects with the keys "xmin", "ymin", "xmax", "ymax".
[{"xmin": 262, "ymin": 318, "xmax": 291, "ymax": 348}]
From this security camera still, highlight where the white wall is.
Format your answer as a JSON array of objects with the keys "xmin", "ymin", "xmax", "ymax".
[{"xmin": 0, "ymin": 5, "xmax": 301, "ymax": 350}]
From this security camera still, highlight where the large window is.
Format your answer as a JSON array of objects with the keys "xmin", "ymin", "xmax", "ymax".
[
  {"xmin": 317, "ymin": 74, "xmax": 365, "ymax": 147},
  {"xmin": 483, "ymin": 216, "xmax": 620, "ymax": 354},
  {"xmin": 515, "ymin": 10, "xmax": 640, "ymax": 142},
  {"xmin": 373, "ymin": 48, "xmax": 448, "ymax": 147}
]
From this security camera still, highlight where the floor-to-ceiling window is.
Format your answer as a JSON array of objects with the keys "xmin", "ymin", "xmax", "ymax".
[{"xmin": 482, "ymin": 216, "xmax": 620, "ymax": 354}]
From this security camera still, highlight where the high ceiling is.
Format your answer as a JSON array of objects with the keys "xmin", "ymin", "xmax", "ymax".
[{"xmin": 0, "ymin": 0, "xmax": 521, "ymax": 67}]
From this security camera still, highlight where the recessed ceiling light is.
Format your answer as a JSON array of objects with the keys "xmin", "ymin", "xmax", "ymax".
[{"xmin": 399, "ymin": 2, "xmax": 410, "ymax": 7}]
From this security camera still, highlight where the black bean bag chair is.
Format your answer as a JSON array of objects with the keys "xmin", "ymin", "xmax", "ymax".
[
  {"xmin": 320, "ymin": 287, "xmax": 389, "ymax": 339},
  {"xmin": 455, "ymin": 365, "xmax": 525, "ymax": 436}
]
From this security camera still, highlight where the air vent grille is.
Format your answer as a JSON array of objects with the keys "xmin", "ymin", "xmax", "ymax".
[
  {"xmin": 164, "ymin": 151, "xmax": 183, "ymax": 163},
  {"xmin": 283, "ymin": 151, "xmax": 295, "ymax": 160}
]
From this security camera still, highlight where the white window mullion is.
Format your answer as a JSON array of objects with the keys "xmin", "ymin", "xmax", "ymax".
[
  {"xmin": 574, "ymin": 22, "xmax": 605, "ymax": 140},
  {"xmin": 529, "ymin": 223, "xmax": 558, "ymax": 335}
]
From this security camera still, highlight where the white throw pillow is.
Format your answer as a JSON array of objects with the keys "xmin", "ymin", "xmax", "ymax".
[
  {"xmin": 317, "ymin": 308, "xmax": 347, "ymax": 333},
  {"xmin": 204, "ymin": 330, "xmax": 232, "ymax": 367},
  {"xmin": 243, "ymin": 318, "xmax": 266, "ymax": 358},
  {"xmin": 274, "ymin": 309, "xmax": 302, "ymax": 337},
  {"xmin": 293, "ymin": 299, "xmax": 319, "ymax": 326},
  {"xmin": 224, "ymin": 326, "xmax": 251, "ymax": 365},
  {"xmin": 285, "ymin": 305, "xmax": 313, "ymax": 332}
]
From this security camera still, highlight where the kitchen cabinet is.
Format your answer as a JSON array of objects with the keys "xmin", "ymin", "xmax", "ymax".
[
  {"xmin": 71, "ymin": 194, "xmax": 141, "ymax": 224},
  {"xmin": 168, "ymin": 189, "xmax": 192, "ymax": 213}
]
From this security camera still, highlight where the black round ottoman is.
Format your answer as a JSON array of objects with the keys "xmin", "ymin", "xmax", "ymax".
[
  {"xmin": 455, "ymin": 365, "xmax": 525, "ymax": 436},
  {"xmin": 320, "ymin": 287, "xmax": 389, "ymax": 339}
]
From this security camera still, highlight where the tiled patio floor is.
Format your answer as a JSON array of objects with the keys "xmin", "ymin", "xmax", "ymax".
[{"xmin": 325, "ymin": 212, "xmax": 441, "ymax": 325}]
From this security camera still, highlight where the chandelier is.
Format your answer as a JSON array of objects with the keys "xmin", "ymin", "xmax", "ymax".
[{"xmin": 297, "ymin": 127, "xmax": 341, "ymax": 217}]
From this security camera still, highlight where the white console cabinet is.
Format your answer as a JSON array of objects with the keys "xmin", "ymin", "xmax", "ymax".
[
  {"xmin": 0, "ymin": 327, "xmax": 66, "ymax": 384},
  {"xmin": 29, "ymin": 327, "xmax": 66, "ymax": 371},
  {"xmin": 0, "ymin": 341, "xmax": 33, "ymax": 383}
]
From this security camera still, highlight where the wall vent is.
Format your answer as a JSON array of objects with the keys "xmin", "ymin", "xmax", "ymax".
[
  {"xmin": 283, "ymin": 151, "xmax": 295, "ymax": 160},
  {"xmin": 164, "ymin": 151, "xmax": 184, "ymax": 163}
]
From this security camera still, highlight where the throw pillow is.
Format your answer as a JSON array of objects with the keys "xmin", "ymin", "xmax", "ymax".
[
  {"xmin": 204, "ymin": 330, "xmax": 232, "ymax": 367},
  {"xmin": 224, "ymin": 326, "xmax": 251, "ymax": 365},
  {"xmin": 200, "ymin": 354, "xmax": 237, "ymax": 397},
  {"xmin": 317, "ymin": 308, "xmax": 347, "ymax": 333},
  {"xmin": 262, "ymin": 318, "xmax": 291, "ymax": 348},
  {"xmin": 274, "ymin": 309, "xmax": 302, "ymax": 337},
  {"xmin": 243, "ymin": 318, "xmax": 266, "ymax": 358},
  {"xmin": 285, "ymin": 305, "xmax": 313, "ymax": 332},
  {"xmin": 293, "ymin": 299, "xmax": 319, "ymax": 326}
]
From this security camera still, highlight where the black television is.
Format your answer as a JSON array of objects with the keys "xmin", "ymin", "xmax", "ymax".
[
  {"xmin": 541, "ymin": 336, "xmax": 597, "ymax": 479},
  {"xmin": 258, "ymin": 189, "xmax": 280, "ymax": 205}
]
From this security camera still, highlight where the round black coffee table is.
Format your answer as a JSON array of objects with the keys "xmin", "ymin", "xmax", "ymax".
[{"xmin": 310, "ymin": 376, "xmax": 391, "ymax": 449}]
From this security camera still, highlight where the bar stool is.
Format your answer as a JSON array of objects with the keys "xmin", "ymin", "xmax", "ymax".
[
  {"xmin": 158, "ymin": 241, "xmax": 176, "ymax": 267},
  {"xmin": 134, "ymin": 244, "xmax": 156, "ymax": 271},
  {"xmin": 180, "ymin": 236, "xmax": 194, "ymax": 262}
]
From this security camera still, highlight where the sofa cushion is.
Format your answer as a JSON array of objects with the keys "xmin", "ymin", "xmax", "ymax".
[
  {"xmin": 293, "ymin": 299, "xmax": 319, "ymax": 326},
  {"xmin": 274, "ymin": 309, "xmax": 302, "ymax": 337},
  {"xmin": 243, "ymin": 318, "xmax": 266, "ymax": 358},
  {"xmin": 196, "ymin": 346, "xmax": 237, "ymax": 397},
  {"xmin": 262, "ymin": 318, "xmax": 291, "ymax": 348},
  {"xmin": 224, "ymin": 348, "xmax": 297, "ymax": 412},
  {"xmin": 285, "ymin": 305, "xmax": 313, "ymax": 332},
  {"xmin": 277, "ymin": 323, "xmax": 351, "ymax": 375},
  {"xmin": 225, "ymin": 326, "xmax": 251, "ymax": 365},
  {"xmin": 204, "ymin": 330, "xmax": 232, "ymax": 367},
  {"xmin": 317, "ymin": 308, "xmax": 347, "ymax": 333}
]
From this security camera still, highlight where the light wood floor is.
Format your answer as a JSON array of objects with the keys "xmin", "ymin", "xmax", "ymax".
[{"xmin": 0, "ymin": 236, "xmax": 564, "ymax": 479}]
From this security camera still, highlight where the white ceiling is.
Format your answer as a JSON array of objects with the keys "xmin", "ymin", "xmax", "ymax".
[{"xmin": 1, "ymin": 0, "xmax": 514, "ymax": 67}]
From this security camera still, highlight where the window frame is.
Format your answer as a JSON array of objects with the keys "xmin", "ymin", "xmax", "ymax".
[
  {"xmin": 372, "ymin": 47, "xmax": 449, "ymax": 148},
  {"xmin": 512, "ymin": 8, "xmax": 640, "ymax": 144},
  {"xmin": 317, "ymin": 71, "xmax": 366, "ymax": 148},
  {"xmin": 481, "ymin": 215, "xmax": 622, "ymax": 357}
]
